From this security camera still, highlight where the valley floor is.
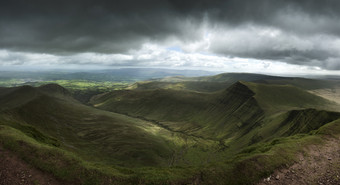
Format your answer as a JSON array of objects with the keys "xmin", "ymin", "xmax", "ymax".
[{"xmin": 258, "ymin": 136, "xmax": 340, "ymax": 185}]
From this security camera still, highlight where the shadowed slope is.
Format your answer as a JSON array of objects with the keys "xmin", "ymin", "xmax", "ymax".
[
  {"xmin": 0, "ymin": 85, "xmax": 40, "ymax": 111},
  {"xmin": 38, "ymin": 83, "xmax": 72, "ymax": 96},
  {"xmin": 91, "ymin": 88, "xmax": 213, "ymax": 122}
]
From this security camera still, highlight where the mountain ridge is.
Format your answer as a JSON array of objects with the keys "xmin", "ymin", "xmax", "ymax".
[{"xmin": 1, "ymin": 74, "xmax": 340, "ymax": 184}]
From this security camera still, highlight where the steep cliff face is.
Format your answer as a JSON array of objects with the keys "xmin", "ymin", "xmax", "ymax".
[
  {"xmin": 279, "ymin": 109, "xmax": 340, "ymax": 136},
  {"xmin": 192, "ymin": 82, "xmax": 264, "ymax": 138}
]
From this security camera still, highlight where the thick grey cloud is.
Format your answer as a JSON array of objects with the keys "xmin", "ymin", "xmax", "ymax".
[
  {"xmin": 1, "ymin": 0, "xmax": 340, "ymax": 70},
  {"xmin": 207, "ymin": 24, "xmax": 340, "ymax": 70}
]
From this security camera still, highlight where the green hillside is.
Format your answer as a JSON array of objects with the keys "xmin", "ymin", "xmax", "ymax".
[
  {"xmin": 90, "ymin": 88, "xmax": 213, "ymax": 122},
  {"xmin": 0, "ymin": 84, "xmax": 219, "ymax": 169},
  {"xmin": 1, "ymin": 78, "xmax": 340, "ymax": 184},
  {"xmin": 244, "ymin": 82, "xmax": 338, "ymax": 114},
  {"xmin": 91, "ymin": 81, "xmax": 338, "ymax": 139}
]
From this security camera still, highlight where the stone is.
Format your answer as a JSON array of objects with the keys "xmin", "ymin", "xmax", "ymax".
[{"xmin": 275, "ymin": 175, "xmax": 280, "ymax": 180}]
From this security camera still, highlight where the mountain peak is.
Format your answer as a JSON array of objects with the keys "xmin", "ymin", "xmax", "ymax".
[
  {"xmin": 38, "ymin": 84, "xmax": 70, "ymax": 96},
  {"xmin": 220, "ymin": 81, "xmax": 255, "ymax": 100}
]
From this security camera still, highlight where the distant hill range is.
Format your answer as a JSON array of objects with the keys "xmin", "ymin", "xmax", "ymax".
[{"xmin": 0, "ymin": 68, "xmax": 220, "ymax": 82}]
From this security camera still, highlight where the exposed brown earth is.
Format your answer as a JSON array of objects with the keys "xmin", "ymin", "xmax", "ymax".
[
  {"xmin": 0, "ymin": 145, "xmax": 64, "ymax": 185},
  {"xmin": 258, "ymin": 136, "xmax": 340, "ymax": 185}
]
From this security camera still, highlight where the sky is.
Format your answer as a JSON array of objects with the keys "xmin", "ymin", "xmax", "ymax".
[{"xmin": 1, "ymin": 0, "xmax": 340, "ymax": 75}]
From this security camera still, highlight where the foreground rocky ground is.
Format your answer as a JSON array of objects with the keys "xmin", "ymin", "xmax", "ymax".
[
  {"xmin": 0, "ymin": 145, "xmax": 64, "ymax": 185},
  {"xmin": 258, "ymin": 136, "xmax": 340, "ymax": 185}
]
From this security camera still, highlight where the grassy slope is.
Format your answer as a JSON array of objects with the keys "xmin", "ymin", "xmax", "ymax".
[
  {"xmin": 0, "ymin": 84, "xmax": 221, "ymax": 168},
  {"xmin": 1, "ymin": 111, "xmax": 340, "ymax": 184},
  {"xmin": 91, "ymin": 82, "xmax": 264, "ymax": 140},
  {"xmin": 91, "ymin": 81, "xmax": 338, "ymax": 138},
  {"xmin": 244, "ymin": 81, "xmax": 339, "ymax": 114},
  {"xmin": 91, "ymin": 89, "xmax": 213, "ymax": 122},
  {"xmin": 1, "ymin": 80, "xmax": 340, "ymax": 184},
  {"xmin": 193, "ymin": 82, "xmax": 340, "ymax": 155},
  {"xmin": 201, "ymin": 118, "xmax": 340, "ymax": 185},
  {"xmin": 221, "ymin": 82, "xmax": 340, "ymax": 152},
  {"xmin": 91, "ymin": 81, "xmax": 340, "ymax": 162}
]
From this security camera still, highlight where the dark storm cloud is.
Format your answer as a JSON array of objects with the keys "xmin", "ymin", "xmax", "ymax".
[
  {"xmin": 0, "ymin": 0, "xmax": 176, "ymax": 53},
  {"xmin": 1, "ymin": 0, "xmax": 340, "ymax": 69}
]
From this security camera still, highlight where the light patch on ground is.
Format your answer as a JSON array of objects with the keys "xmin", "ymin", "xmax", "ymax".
[
  {"xmin": 309, "ymin": 87, "xmax": 340, "ymax": 104},
  {"xmin": 137, "ymin": 124, "xmax": 163, "ymax": 136}
]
